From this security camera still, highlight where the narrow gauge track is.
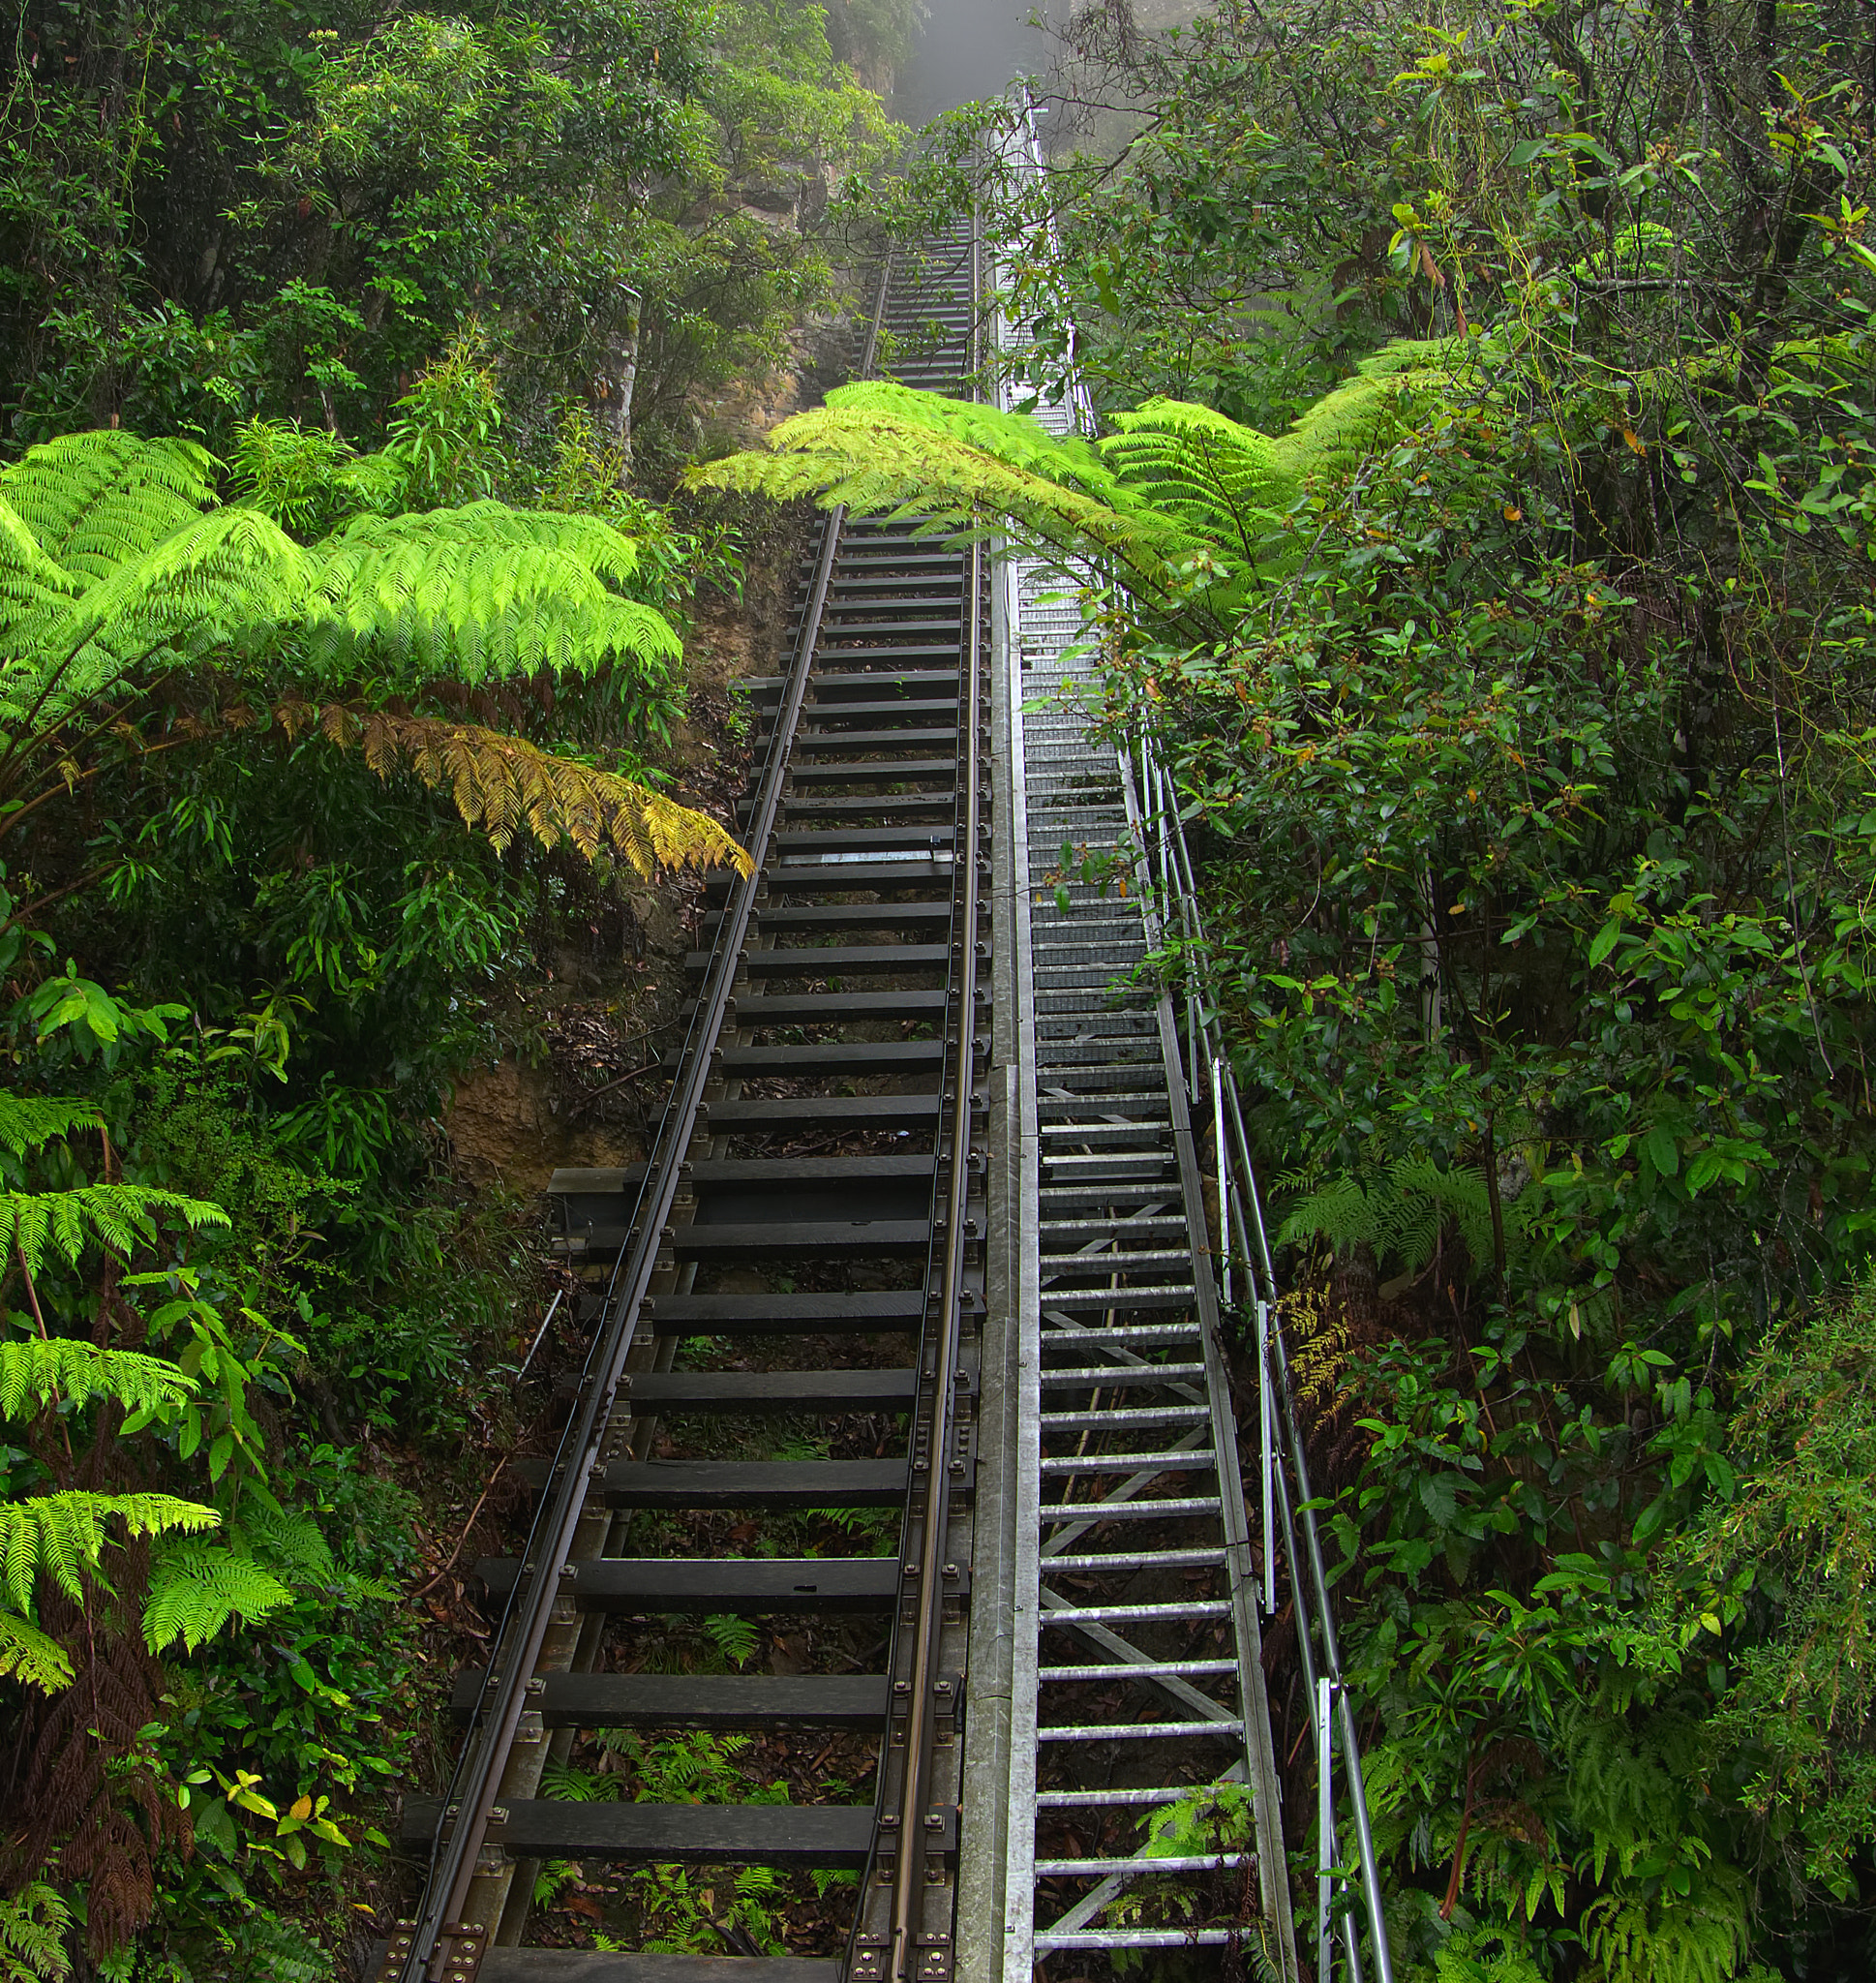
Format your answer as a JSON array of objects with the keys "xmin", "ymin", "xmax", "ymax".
[{"xmin": 388, "ymin": 229, "xmax": 987, "ymax": 1983}]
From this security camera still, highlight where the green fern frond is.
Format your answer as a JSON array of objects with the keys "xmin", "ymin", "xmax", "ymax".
[
  {"xmin": 1100, "ymin": 398, "xmax": 1292, "ymax": 562},
  {"xmin": 539, "ymin": 1758, "xmax": 623, "ymax": 1802},
  {"xmin": 0, "ymin": 1488, "xmax": 218, "ymax": 1610},
  {"xmin": 1582, "ymin": 1872, "xmax": 1750, "ymax": 1983},
  {"xmin": 0, "ymin": 1611, "xmax": 76, "ymax": 1695},
  {"xmin": 0, "ymin": 498, "xmax": 82, "ymax": 647},
  {"xmin": 0, "ymin": 430, "xmax": 216, "ymax": 583},
  {"xmin": 142, "ymin": 1536, "xmax": 292, "ymax": 1654},
  {"xmin": 1272, "ymin": 339, "xmax": 1459, "ymax": 488},
  {"xmin": 300, "ymin": 503, "xmax": 679, "ymax": 685},
  {"xmin": 704, "ymin": 1612, "xmax": 761, "ymax": 1668},
  {"xmin": 0, "ymin": 1879, "xmax": 74, "ymax": 1980},
  {"xmin": 692, "ymin": 359, "xmax": 1459, "ymax": 605},
  {"xmin": 228, "ymin": 1503, "xmax": 334, "ymax": 1583},
  {"xmin": 0, "ymin": 1182, "xmax": 230, "ymax": 1276},
  {"xmin": 1277, "ymin": 1160, "xmax": 1534, "ymax": 1278},
  {"xmin": 47, "ymin": 504, "xmax": 309, "ymax": 658},
  {"xmin": 0, "ymin": 1093, "xmax": 104, "ymax": 1157},
  {"xmin": 1, "ymin": 508, "xmax": 311, "ymax": 739},
  {"xmin": 689, "ymin": 383, "xmax": 1198, "ymax": 599},
  {"xmin": 0, "ymin": 1338, "xmax": 193, "ymax": 1422}
]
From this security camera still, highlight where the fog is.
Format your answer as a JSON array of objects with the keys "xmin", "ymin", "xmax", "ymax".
[{"xmin": 894, "ymin": 0, "xmax": 1071, "ymax": 125}]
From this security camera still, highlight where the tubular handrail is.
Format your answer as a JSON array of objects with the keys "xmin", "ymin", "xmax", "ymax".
[{"xmin": 1125, "ymin": 730, "xmax": 1395, "ymax": 1983}]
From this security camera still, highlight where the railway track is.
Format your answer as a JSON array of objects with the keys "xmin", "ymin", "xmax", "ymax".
[
  {"xmin": 387, "ymin": 230, "xmax": 988, "ymax": 1983},
  {"xmin": 387, "ymin": 179, "xmax": 1377, "ymax": 1981}
]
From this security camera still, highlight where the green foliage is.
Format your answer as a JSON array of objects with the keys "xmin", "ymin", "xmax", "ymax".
[
  {"xmin": 0, "ymin": 1338, "xmax": 191, "ymax": 1422},
  {"xmin": 0, "ymin": 1492, "xmax": 220, "ymax": 1687},
  {"xmin": 0, "ymin": 1885, "xmax": 73, "ymax": 1983},
  {"xmin": 0, "ymin": 1184, "xmax": 227, "ymax": 1277},
  {"xmin": 140, "ymin": 1541, "xmax": 293, "ymax": 1657},
  {"xmin": 1669, "ymin": 1271, "xmax": 1876, "ymax": 1893},
  {"xmin": 1278, "ymin": 1161, "xmax": 1539, "ymax": 1282}
]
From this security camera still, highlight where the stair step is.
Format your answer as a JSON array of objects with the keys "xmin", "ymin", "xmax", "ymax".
[
  {"xmin": 447, "ymin": 1672, "xmax": 890, "ymax": 1731},
  {"xmin": 402, "ymin": 1797, "xmax": 893, "ymax": 1867}
]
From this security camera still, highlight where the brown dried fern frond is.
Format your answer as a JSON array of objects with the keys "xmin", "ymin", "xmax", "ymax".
[
  {"xmin": 275, "ymin": 700, "xmax": 751, "ymax": 876},
  {"xmin": 3, "ymin": 1557, "xmax": 189, "ymax": 1959}
]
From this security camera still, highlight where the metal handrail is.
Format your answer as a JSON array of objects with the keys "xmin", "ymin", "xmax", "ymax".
[{"xmin": 1126, "ymin": 730, "xmax": 1395, "ymax": 1983}]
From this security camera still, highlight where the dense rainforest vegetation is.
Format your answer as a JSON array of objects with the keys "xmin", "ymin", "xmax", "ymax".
[
  {"xmin": 0, "ymin": 1, "xmax": 910, "ymax": 1975},
  {"xmin": 11, "ymin": 0, "xmax": 1876, "ymax": 1976},
  {"xmin": 702, "ymin": 0, "xmax": 1876, "ymax": 1976}
]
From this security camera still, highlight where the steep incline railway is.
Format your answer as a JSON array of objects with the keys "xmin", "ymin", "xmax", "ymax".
[
  {"xmin": 386, "ymin": 205, "xmax": 1355, "ymax": 1982},
  {"xmin": 389, "ymin": 230, "xmax": 985, "ymax": 1983}
]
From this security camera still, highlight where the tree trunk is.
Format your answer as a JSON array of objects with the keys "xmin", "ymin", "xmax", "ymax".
[{"xmin": 593, "ymin": 288, "xmax": 643, "ymax": 487}]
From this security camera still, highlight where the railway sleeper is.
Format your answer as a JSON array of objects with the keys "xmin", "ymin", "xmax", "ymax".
[
  {"xmin": 446, "ymin": 1671, "xmax": 893, "ymax": 1731},
  {"xmin": 474, "ymin": 1555, "xmax": 968, "ymax": 1613}
]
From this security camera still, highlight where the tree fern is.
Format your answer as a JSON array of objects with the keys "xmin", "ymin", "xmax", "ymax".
[
  {"xmin": 0, "ymin": 1491, "xmax": 218, "ymax": 1613},
  {"xmin": 693, "ymin": 347, "xmax": 1462, "ymax": 607},
  {"xmin": 0, "ymin": 1094, "xmax": 103, "ymax": 1157},
  {"xmin": 299, "ymin": 503, "xmax": 681, "ymax": 685},
  {"xmin": 0, "ymin": 500, "xmax": 80, "ymax": 648},
  {"xmin": 1, "ymin": 506, "xmax": 311, "ymax": 740},
  {"xmin": 0, "ymin": 1609, "xmax": 80, "ymax": 1693},
  {"xmin": 0, "ymin": 1182, "xmax": 229, "ymax": 1276},
  {"xmin": 1581, "ymin": 1877, "xmax": 1752, "ymax": 1983},
  {"xmin": 1100, "ymin": 397, "xmax": 1292, "ymax": 564},
  {"xmin": 280, "ymin": 701, "xmax": 750, "ymax": 874},
  {"xmin": 688, "ymin": 381, "xmax": 1198, "ymax": 600},
  {"xmin": 227, "ymin": 1501, "xmax": 334, "ymax": 1584},
  {"xmin": 0, "ymin": 430, "xmax": 692, "ymax": 852},
  {"xmin": 0, "ymin": 432, "xmax": 215, "ymax": 583}
]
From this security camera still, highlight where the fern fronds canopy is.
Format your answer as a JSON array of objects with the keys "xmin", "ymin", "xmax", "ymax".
[
  {"xmin": 0, "ymin": 1608, "xmax": 78, "ymax": 1694},
  {"xmin": 1277, "ymin": 1159, "xmax": 1536, "ymax": 1278},
  {"xmin": 0, "ymin": 1340, "xmax": 194, "ymax": 1422},
  {"xmin": 0, "ymin": 1490, "xmax": 219, "ymax": 1611},
  {"xmin": 141, "ymin": 1538, "xmax": 293, "ymax": 1654},
  {"xmin": 0, "ymin": 432, "xmax": 217, "ymax": 584},
  {"xmin": 299, "ymin": 503, "xmax": 681, "ymax": 686},
  {"xmin": 280, "ymin": 701, "xmax": 751, "ymax": 875},
  {"xmin": 0, "ymin": 434, "xmax": 687, "ymax": 786},
  {"xmin": 0, "ymin": 1095, "xmax": 105, "ymax": 1157},
  {"xmin": 691, "ymin": 351, "xmax": 1457, "ymax": 606},
  {"xmin": 689, "ymin": 381, "xmax": 1202, "ymax": 599}
]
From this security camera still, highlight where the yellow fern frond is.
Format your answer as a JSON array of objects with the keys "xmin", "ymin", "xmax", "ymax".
[{"xmin": 286, "ymin": 703, "xmax": 751, "ymax": 876}]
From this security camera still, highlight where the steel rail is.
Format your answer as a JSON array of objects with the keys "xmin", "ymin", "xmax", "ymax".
[{"xmin": 391, "ymin": 261, "xmax": 893, "ymax": 1983}]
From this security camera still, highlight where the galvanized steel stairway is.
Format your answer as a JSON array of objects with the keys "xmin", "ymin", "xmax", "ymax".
[{"xmin": 995, "ymin": 388, "xmax": 1299, "ymax": 1974}]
